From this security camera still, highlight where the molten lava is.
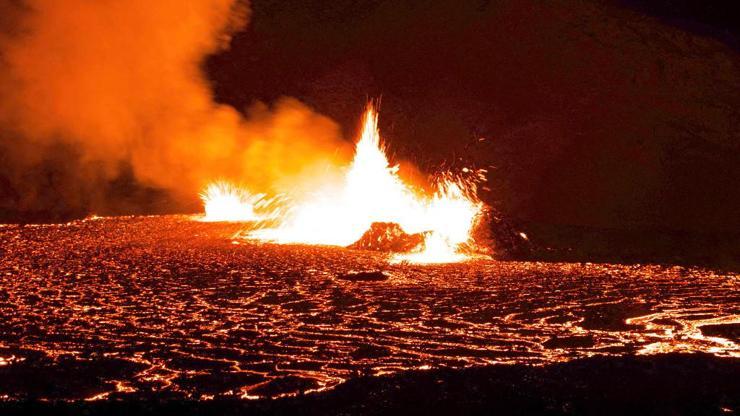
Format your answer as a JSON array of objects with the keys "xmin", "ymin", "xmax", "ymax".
[{"xmin": 203, "ymin": 104, "xmax": 485, "ymax": 263}]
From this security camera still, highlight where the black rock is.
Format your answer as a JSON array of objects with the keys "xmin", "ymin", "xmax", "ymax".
[
  {"xmin": 347, "ymin": 222, "xmax": 426, "ymax": 253},
  {"xmin": 336, "ymin": 271, "xmax": 388, "ymax": 282}
]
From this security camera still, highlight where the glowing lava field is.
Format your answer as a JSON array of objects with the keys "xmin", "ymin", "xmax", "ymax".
[{"xmin": 0, "ymin": 215, "xmax": 738, "ymax": 401}]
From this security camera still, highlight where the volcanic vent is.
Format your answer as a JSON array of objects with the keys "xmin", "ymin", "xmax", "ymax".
[{"xmin": 202, "ymin": 103, "xmax": 489, "ymax": 264}]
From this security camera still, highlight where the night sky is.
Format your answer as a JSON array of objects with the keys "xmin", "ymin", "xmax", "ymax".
[{"xmin": 2, "ymin": 0, "xmax": 739, "ymax": 235}]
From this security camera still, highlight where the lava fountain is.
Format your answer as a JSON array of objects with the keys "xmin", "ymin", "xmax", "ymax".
[
  {"xmin": 203, "ymin": 104, "xmax": 486, "ymax": 263},
  {"xmin": 200, "ymin": 182, "xmax": 263, "ymax": 222}
]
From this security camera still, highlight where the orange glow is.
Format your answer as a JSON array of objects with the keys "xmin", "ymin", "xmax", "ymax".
[
  {"xmin": 237, "ymin": 104, "xmax": 486, "ymax": 263},
  {"xmin": 200, "ymin": 181, "xmax": 263, "ymax": 222}
]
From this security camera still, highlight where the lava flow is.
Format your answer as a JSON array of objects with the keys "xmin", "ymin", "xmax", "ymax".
[
  {"xmin": 202, "ymin": 104, "xmax": 486, "ymax": 264},
  {"xmin": 1, "ymin": 216, "xmax": 738, "ymax": 401}
]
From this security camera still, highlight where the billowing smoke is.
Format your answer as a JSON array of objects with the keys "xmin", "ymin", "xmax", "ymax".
[{"xmin": 0, "ymin": 0, "xmax": 351, "ymax": 219}]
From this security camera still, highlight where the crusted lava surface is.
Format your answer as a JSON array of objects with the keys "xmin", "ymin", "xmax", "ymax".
[{"xmin": 0, "ymin": 215, "xmax": 738, "ymax": 401}]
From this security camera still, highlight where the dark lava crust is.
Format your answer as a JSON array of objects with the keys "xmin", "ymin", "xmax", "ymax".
[{"xmin": 0, "ymin": 215, "xmax": 737, "ymax": 403}]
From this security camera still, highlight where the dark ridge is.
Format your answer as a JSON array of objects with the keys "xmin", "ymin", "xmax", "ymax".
[
  {"xmin": 616, "ymin": 0, "xmax": 740, "ymax": 48},
  {"xmin": 513, "ymin": 222, "xmax": 740, "ymax": 272}
]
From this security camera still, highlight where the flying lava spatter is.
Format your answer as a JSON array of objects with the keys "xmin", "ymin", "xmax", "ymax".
[
  {"xmin": 201, "ymin": 182, "xmax": 262, "ymax": 222},
  {"xmin": 202, "ymin": 104, "xmax": 486, "ymax": 264}
]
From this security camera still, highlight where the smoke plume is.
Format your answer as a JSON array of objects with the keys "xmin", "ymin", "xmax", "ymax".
[{"xmin": 0, "ymin": 0, "xmax": 351, "ymax": 218}]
